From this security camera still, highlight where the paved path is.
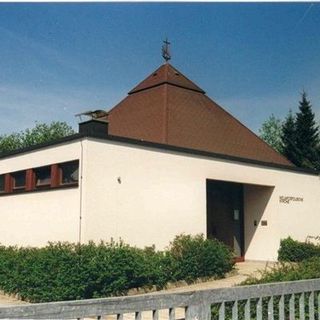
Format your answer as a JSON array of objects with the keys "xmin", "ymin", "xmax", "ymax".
[
  {"xmin": 0, "ymin": 292, "xmax": 27, "ymax": 306},
  {"xmin": 157, "ymin": 260, "xmax": 275, "ymax": 294}
]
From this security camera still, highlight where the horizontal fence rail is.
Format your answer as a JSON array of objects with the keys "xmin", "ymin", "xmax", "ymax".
[{"xmin": 1, "ymin": 278, "xmax": 320, "ymax": 319}]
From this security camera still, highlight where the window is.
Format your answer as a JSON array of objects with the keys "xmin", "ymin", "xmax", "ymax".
[
  {"xmin": 0, "ymin": 175, "xmax": 4, "ymax": 193},
  {"xmin": 60, "ymin": 161, "xmax": 79, "ymax": 185},
  {"xmin": 12, "ymin": 171, "xmax": 26, "ymax": 191},
  {"xmin": 35, "ymin": 166, "xmax": 51, "ymax": 188},
  {"xmin": 0, "ymin": 160, "xmax": 79, "ymax": 196}
]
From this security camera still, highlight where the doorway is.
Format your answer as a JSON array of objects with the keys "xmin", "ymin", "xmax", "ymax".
[{"xmin": 206, "ymin": 180, "xmax": 244, "ymax": 258}]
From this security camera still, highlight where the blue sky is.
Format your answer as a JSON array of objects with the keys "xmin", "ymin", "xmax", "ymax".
[{"xmin": 0, "ymin": 2, "xmax": 319, "ymax": 135}]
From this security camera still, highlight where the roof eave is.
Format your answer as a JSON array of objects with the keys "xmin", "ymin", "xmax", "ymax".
[{"xmin": 0, "ymin": 132, "xmax": 316, "ymax": 176}]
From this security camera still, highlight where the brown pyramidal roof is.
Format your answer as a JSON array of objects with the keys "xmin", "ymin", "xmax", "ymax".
[
  {"xmin": 129, "ymin": 63, "xmax": 205, "ymax": 94},
  {"xmin": 103, "ymin": 63, "xmax": 293, "ymax": 167}
]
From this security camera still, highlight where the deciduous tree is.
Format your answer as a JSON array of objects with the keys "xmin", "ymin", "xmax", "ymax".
[
  {"xmin": 259, "ymin": 114, "xmax": 283, "ymax": 153},
  {"xmin": 0, "ymin": 121, "xmax": 75, "ymax": 153}
]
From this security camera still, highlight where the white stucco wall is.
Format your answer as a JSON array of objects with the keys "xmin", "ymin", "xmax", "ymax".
[
  {"xmin": 244, "ymin": 173, "xmax": 320, "ymax": 261},
  {"xmin": 83, "ymin": 138, "xmax": 320, "ymax": 261},
  {"xmin": 0, "ymin": 142, "xmax": 82, "ymax": 246},
  {"xmin": 0, "ymin": 137, "xmax": 319, "ymax": 261}
]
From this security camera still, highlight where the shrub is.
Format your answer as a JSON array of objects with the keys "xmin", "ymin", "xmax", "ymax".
[
  {"xmin": 239, "ymin": 258, "xmax": 320, "ymax": 320},
  {"xmin": 242, "ymin": 257, "xmax": 320, "ymax": 286},
  {"xmin": 0, "ymin": 234, "xmax": 234, "ymax": 302},
  {"xmin": 168, "ymin": 234, "xmax": 234, "ymax": 282},
  {"xmin": 278, "ymin": 237, "xmax": 320, "ymax": 262},
  {"xmin": 236, "ymin": 241, "xmax": 320, "ymax": 320}
]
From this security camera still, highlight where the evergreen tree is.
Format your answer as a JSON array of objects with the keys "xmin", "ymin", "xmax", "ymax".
[
  {"xmin": 295, "ymin": 92, "xmax": 319, "ymax": 170},
  {"xmin": 281, "ymin": 110, "xmax": 299, "ymax": 165},
  {"xmin": 259, "ymin": 92, "xmax": 319, "ymax": 170}
]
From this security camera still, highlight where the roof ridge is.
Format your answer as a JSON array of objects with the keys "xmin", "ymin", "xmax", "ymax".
[
  {"xmin": 128, "ymin": 63, "xmax": 205, "ymax": 95},
  {"xmin": 128, "ymin": 81, "xmax": 205, "ymax": 95},
  {"xmin": 164, "ymin": 63, "xmax": 169, "ymax": 82}
]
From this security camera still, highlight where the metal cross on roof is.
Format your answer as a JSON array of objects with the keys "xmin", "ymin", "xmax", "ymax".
[{"xmin": 162, "ymin": 38, "xmax": 171, "ymax": 62}]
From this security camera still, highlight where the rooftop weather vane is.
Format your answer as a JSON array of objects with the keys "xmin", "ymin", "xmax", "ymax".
[{"xmin": 162, "ymin": 38, "xmax": 171, "ymax": 62}]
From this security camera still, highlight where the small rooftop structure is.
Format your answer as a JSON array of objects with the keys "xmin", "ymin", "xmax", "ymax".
[{"xmin": 75, "ymin": 110, "xmax": 108, "ymax": 122}]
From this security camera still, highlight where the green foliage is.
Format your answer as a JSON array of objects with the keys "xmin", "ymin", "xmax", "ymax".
[
  {"xmin": 242, "ymin": 257, "xmax": 320, "ymax": 286},
  {"xmin": 243, "ymin": 237, "xmax": 320, "ymax": 285},
  {"xmin": 281, "ymin": 93, "xmax": 320, "ymax": 169},
  {"xmin": 278, "ymin": 237, "xmax": 320, "ymax": 262},
  {"xmin": 259, "ymin": 114, "xmax": 283, "ymax": 153},
  {"xmin": 294, "ymin": 92, "xmax": 320, "ymax": 170},
  {"xmin": 259, "ymin": 92, "xmax": 320, "ymax": 170},
  {"xmin": 0, "ymin": 235, "xmax": 234, "ymax": 302},
  {"xmin": 235, "ymin": 237, "xmax": 320, "ymax": 320},
  {"xmin": 281, "ymin": 110, "xmax": 298, "ymax": 164},
  {"xmin": 168, "ymin": 234, "xmax": 234, "ymax": 283},
  {"xmin": 237, "ymin": 258, "xmax": 320, "ymax": 320},
  {"xmin": 0, "ymin": 121, "xmax": 75, "ymax": 154}
]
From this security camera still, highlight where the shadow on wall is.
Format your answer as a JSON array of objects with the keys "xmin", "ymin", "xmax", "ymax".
[{"xmin": 244, "ymin": 184, "xmax": 274, "ymax": 256}]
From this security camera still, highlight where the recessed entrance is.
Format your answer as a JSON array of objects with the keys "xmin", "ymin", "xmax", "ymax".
[{"xmin": 206, "ymin": 180, "xmax": 244, "ymax": 258}]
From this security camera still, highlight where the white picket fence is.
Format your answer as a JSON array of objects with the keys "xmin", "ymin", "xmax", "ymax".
[{"xmin": 0, "ymin": 278, "xmax": 320, "ymax": 319}]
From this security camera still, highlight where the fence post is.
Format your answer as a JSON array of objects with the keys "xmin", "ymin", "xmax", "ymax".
[{"xmin": 186, "ymin": 304, "xmax": 211, "ymax": 320}]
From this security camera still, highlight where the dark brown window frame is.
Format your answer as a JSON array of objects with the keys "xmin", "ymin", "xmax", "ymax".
[
  {"xmin": 59, "ymin": 160, "xmax": 79, "ymax": 186},
  {"xmin": 34, "ymin": 165, "xmax": 52, "ymax": 190},
  {"xmin": 0, "ymin": 174, "xmax": 5, "ymax": 194},
  {"xmin": 0, "ymin": 160, "xmax": 79, "ymax": 196},
  {"xmin": 11, "ymin": 170, "xmax": 27, "ymax": 192}
]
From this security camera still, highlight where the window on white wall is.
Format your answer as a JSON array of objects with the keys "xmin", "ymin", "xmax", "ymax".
[
  {"xmin": 0, "ymin": 175, "xmax": 4, "ymax": 193},
  {"xmin": 0, "ymin": 159, "xmax": 80, "ymax": 196},
  {"xmin": 35, "ymin": 166, "xmax": 51, "ymax": 188},
  {"xmin": 12, "ymin": 171, "xmax": 26, "ymax": 191},
  {"xmin": 60, "ymin": 161, "xmax": 79, "ymax": 185}
]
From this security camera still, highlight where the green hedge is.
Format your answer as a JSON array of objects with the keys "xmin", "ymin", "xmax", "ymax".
[
  {"xmin": 235, "ymin": 258, "xmax": 320, "ymax": 320},
  {"xmin": 236, "ymin": 239, "xmax": 320, "ymax": 320},
  {"xmin": 278, "ymin": 237, "xmax": 320, "ymax": 262},
  {"xmin": 169, "ymin": 234, "xmax": 234, "ymax": 282},
  {"xmin": 0, "ymin": 234, "xmax": 234, "ymax": 302},
  {"xmin": 242, "ymin": 258, "xmax": 320, "ymax": 285}
]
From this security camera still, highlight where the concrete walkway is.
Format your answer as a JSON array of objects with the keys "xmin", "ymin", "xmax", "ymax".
[
  {"xmin": 0, "ymin": 292, "xmax": 27, "ymax": 306},
  {"xmin": 157, "ymin": 260, "xmax": 275, "ymax": 294}
]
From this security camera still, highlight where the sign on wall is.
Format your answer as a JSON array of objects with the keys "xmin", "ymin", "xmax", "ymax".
[{"xmin": 279, "ymin": 196, "xmax": 304, "ymax": 204}]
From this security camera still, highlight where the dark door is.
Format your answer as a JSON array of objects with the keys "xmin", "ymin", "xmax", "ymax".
[{"xmin": 206, "ymin": 180, "xmax": 244, "ymax": 257}]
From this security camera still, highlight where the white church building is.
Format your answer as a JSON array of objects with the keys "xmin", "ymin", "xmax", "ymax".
[{"xmin": 0, "ymin": 62, "xmax": 319, "ymax": 261}]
